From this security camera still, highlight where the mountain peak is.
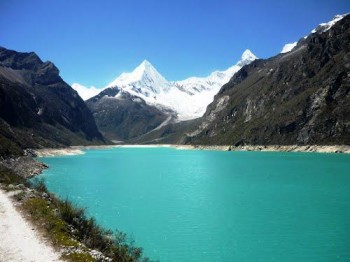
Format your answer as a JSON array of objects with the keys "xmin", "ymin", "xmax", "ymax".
[
  {"xmin": 134, "ymin": 59, "xmax": 158, "ymax": 75},
  {"xmin": 280, "ymin": 14, "xmax": 349, "ymax": 55},
  {"xmin": 241, "ymin": 49, "xmax": 257, "ymax": 63},
  {"xmin": 234, "ymin": 49, "xmax": 257, "ymax": 68},
  {"xmin": 311, "ymin": 13, "xmax": 348, "ymax": 34},
  {"xmin": 71, "ymin": 83, "xmax": 101, "ymax": 100},
  {"xmin": 107, "ymin": 59, "xmax": 169, "ymax": 95},
  {"xmin": 281, "ymin": 42, "xmax": 298, "ymax": 54},
  {"xmin": 140, "ymin": 59, "xmax": 152, "ymax": 67}
]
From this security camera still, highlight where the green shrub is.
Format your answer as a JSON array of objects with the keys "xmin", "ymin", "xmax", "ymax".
[
  {"xmin": 32, "ymin": 178, "xmax": 48, "ymax": 192},
  {"xmin": 62, "ymin": 252, "xmax": 95, "ymax": 262},
  {"xmin": 54, "ymin": 199, "xmax": 147, "ymax": 261},
  {"xmin": 23, "ymin": 197, "xmax": 79, "ymax": 248}
]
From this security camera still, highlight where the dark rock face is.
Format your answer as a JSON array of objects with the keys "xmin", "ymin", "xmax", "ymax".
[
  {"xmin": 86, "ymin": 87, "xmax": 170, "ymax": 142},
  {"xmin": 0, "ymin": 47, "xmax": 105, "ymax": 156},
  {"xmin": 187, "ymin": 15, "xmax": 350, "ymax": 145}
]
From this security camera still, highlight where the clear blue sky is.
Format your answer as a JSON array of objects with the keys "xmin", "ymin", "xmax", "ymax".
[{"xmin": 1, "ymin": 0, "xmax": 349, "ymax": 87}]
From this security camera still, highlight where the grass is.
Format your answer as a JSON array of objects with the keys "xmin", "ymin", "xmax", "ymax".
[
  {"xmin": 23, "ymin": 197, "xmax": 80, "ymax": 248},
  {"xmin": 62, "ymin": 252, "xmax": 95, "ymax": 262}
]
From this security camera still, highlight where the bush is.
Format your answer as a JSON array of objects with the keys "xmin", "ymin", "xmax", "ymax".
[
  {"xmin": 62, "ymin": 252, "xmax": 95, "ymax": 262},
  {"xmin": 51, "ymin": 196, "xmax": 148, "ymax": 261},
  {"xmin": 33, "ymin": 178, "xmax": 48, "ymax": 192},
  {"xmin": 55, "ymin": 199, "xmax": 148, "ymax": 261},
  {"xmin": 23, "ymin": 197, "xmax": 79, "ymax": 248}
]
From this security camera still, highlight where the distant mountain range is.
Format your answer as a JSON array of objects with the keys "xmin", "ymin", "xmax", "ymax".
[
  {"xmin": 74, "ymin": 50, "xmax": 257, "ymax": 121},
  {"xmin": 0, "ymin": 14, "xmax": 348, "ymax": 152},
  {"xmin": 81, "ymin": 50, "xmax": 256, "ymax": 142},
  {"xmin": 76, "ymin": 50, "xmax": 257, "ymax": 141}
]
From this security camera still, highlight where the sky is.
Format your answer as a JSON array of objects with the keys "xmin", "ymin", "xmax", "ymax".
[{"xmin": 1, "ymin": 0, "xmax": 349, "ymax": 88}]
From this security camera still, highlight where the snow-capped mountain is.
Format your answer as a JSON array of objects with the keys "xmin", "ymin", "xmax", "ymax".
[
  {"xmin": 99, "ymin": 49, "xmax": 257, "ymax": 120},
  {"xmin": 280, "ymin": 42, "xmax": 297, "ymax": 54},
  {"xmin": 174, "ymin": 50, "xmax": 257, "ymax": 95},
  {"xmin": 73, "ymin": 14, "xmax": 348, "ymax": 121},
  {"xmin": 280, "ymin": 14, "xmax": 348, "ymax": 54},
  {"xmin": 107, "ymin": 60, "xmax": 171, "ymax": 97},
  {"xmin": 311, "ymin": 14, "xmax": 347, "ymax": 34},
  {"xmin": 71, "ymin": 83, "xmax": 101, "ymax": 100}
]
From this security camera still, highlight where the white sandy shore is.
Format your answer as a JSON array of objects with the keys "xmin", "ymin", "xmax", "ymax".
[
  {"xmin": 0, "ymin": 189, "xmax": 62, "ymax": 261},
  {"xmin": 35, "ymin": 144, "xmax": 350, "ymax": 157},
  {"xmin": 35, "ymin": 145, "xmax": 172, "ymax": 157},
  {"xmin": 176, "ymin": 144, "xmax": 350, "ymax": 153},
  {"xmin": 35, "ymin": 148, "xmax": 85, "ymax": 157}
]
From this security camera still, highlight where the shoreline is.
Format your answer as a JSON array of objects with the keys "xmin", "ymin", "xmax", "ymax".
[
  {"xmin": 0, "ymin": 188, "xmax": 62, "ymax": 261},
  {"xmin": 34, "ymin": 144, "xmax": 350, "ymax": 157},
  {"xmin": 176, "ymin": 144, "xmax": 350, "ymax": 153}
]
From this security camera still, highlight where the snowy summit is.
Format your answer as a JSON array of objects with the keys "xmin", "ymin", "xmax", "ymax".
[
  {"xmin": 280, "ymin": 13, "xmax": 349, "ymax": 54},
  {"xmin": 71, "ymin": 83, "xmax": 100, "ymax": 100},
  {"xmin": 107, "ymin": 60, "xmax": 170, "ymax": 96},
  {"xmin": 311, "ymin": 14, "xmax": 348, "ymax": 34},
  {"xmin": 73, "ymin": 49, "xmax": 257, "ymax": 120},
  {"xmin": 281, "ymin": 42, "xmax": 297, "ymax": 54},
  {"xmin": 240, "ymin": 49, "xmax": 258, "ymax": 64},
  {"xmin": 106, "ymin": 49, "xmax": 257, "ymax": 120}
]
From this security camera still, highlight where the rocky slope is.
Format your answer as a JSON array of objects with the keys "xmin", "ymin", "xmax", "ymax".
[
  {"xmin": 0, "ymin": 47, "xmax": 105, "ymax": 156},
  {"xmin": 186, "ymin": 14, "xmax": 350, "ymax": 145},
  {"xmin": 86, "ymin": 88, "xmax": 170, "ymax": 142},
  {"xmin": 130, "ymin": 118, "xmax": 201, "ymax": 144}
]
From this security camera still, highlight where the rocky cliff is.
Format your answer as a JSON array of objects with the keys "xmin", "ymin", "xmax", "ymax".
[
  {"xmin": 186, "ymin": 15, "xmax": 350, "ymax": 145},
  {"xmin": 86, "ymin": 87, "xmax": 170, "ymax": 142},
  {"xmin": 0, "ymin": 47, "xmax": 105, "ymax": 156}
]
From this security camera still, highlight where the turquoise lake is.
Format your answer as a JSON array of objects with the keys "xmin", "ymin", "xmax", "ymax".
[{"xmin": 38, "ymin": 147, "xmax": 350, "ymax": 261}]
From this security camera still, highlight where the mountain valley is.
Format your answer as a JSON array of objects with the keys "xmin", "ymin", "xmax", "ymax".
[{"xmin": 1, "ymin": 14, "xmax": 349, "ymax": 150}]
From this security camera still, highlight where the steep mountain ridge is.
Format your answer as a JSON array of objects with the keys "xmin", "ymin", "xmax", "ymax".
[
  {"xmin": 186, "ymin": 14, "xmax": 350, "ymax": 145},
  {"xmin": 281, "ymin": 14, "xmax": 348, "ymax": 54},
  {"xmin": 0, "ymin": 47, "xmax": 105, "ymax": 156}
]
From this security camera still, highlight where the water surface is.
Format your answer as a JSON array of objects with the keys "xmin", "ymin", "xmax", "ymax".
[{"xmin": 38, "ymin": 148, "xmax": 350, "ymax": 261}]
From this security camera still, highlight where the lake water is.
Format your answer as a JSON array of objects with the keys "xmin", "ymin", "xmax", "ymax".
[{"xmin": 37, "ymin": 147, "xmax": 350, "ymax": 261}]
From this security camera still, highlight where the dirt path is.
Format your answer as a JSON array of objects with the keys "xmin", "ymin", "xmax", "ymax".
[{"xmin": 0, "ymin": 188, "xmax": 62, "ymax": 262}]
